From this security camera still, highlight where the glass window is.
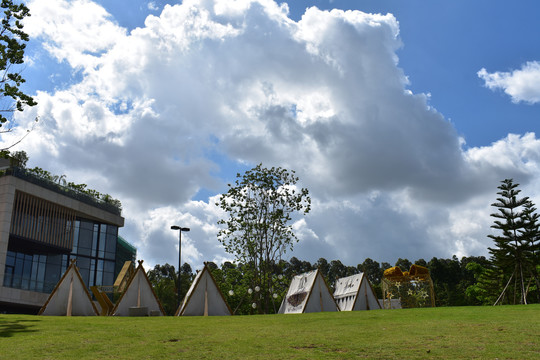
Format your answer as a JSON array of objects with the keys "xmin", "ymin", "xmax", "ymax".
[
  {"xmin": 6, "ymin": 251, "xmax": 15, "ymax": 267},
  {"xmin": 31, "ymin": 255, "xmax": 39, "ymax": 291},
  {"xmin": 107, "ymin": 225, "xmax": 117, "ymax": 235},
  {"xmin": 98, "ymin": 225, "xmax": 106, "ymax": 258},
  {"xmin": 3, "ymin": 266, "xmax": 13, "ymax": 288},
  {"xmin": 72, "ymin": 221, "xmax": 80, "ymax": 253},
  {"xmin": 21, "ymin": 254, "xmax": 32, "ymax": 290},
  {"xmin": 96, "ymin": 260, "xmax": 104, "ymax": 286},
  {"xmin": 102, "ymin": 271, "xmax": 114, "ymax": 287},
  {"xmin": 61, "ymin": 254, "xmax": 68, "ymax": 272},
  {"xmin": 80, "ymin": 220, "xmax": 93, "ymax": 230},
  {"xmin": 13, "ymin": 253, "xmax": 25, "ymax": 288},
  {"xmin": 105, "ymin": 233, "xmax": 117, "ymax": 260},
  {"xmin": 44, "ymin": 254, "xmax": 63, "ymax": 293},
  {"xmin": 89, "ymin": 259, "xmax": 96, "ymax": 287},
  {"xmin": 104, "ymin": 260, "xmax": 115, "ymax": 273},
  {"xmin": 4, "ymin": 218, "xmax": 126, "ymax": 294},
  {"xmin": 47, "ymin": 254, "xmax": 61, "ymax": 265},
  {"xmin": 101, "ymin": 260, "xmax": 115, "ymax": 286},
  {"xmin": 37, "ymin": 259, "xmax": 46, "ymax": 293},
  {"xmin": 4, "ymin": 248, "xmax": 78, "ymax": 293},
  {"xmin": 76, "ymin": 256, "xmax": 91, "ymax": 287},
  {"xmin": 77, "ymin": 227, "xmax": 93, "ymax": 256},
  {"xmin": 92, "ymin": 224, "xmax": 99, "ymax": 257}
]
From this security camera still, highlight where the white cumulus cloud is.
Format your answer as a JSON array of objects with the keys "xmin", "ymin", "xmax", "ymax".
[
  {"xmin": 478, "ymin": 61, "xmax": 540, "ymax": 104},
  {"xmin": 3, "ymin": 0, "xmax": 540, "ymax": 270}
]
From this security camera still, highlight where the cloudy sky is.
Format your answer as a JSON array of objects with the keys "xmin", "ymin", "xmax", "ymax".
[{"xmin": 3, "ymin": 0, "xmax": 540, "ymax": 270}]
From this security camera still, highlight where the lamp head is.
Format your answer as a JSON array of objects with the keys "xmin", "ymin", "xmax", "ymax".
[{"xmin": 171, "ymin": 225, "xmax": 190, "ymax": 232}]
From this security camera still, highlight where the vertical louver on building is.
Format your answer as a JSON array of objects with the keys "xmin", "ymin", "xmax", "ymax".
[{"xmin": 9, "ymin": 191, "xmax": 76, "ymax": 251}]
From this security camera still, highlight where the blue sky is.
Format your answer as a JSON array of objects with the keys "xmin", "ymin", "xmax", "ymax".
[{"xmin": 4, "ymin": 0, "xmax": 540, "ymax": 270}]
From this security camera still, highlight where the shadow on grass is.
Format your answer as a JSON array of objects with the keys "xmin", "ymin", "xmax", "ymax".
[{"xmin": 0, "ymin": 318, "xmax": 40, "ymax": 338}]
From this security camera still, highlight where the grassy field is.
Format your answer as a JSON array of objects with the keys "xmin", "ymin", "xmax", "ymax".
[{"xmin": 0, "ymin": 305, "xmax": 539, "ymax": 359}]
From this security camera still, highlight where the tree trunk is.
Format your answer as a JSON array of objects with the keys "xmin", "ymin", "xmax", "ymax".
[{"xmin": 494, "ymin": 268, "xmax": 515, "ymax": 306}]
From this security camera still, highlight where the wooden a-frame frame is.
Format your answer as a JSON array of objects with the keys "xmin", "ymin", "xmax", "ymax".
[
  {"xmin": 39, "ymin": 259, "xmax": 99, "ymax": 316},
  {"xmin": 110, "ymin": 260, "xmax": 166, "ymax": 316},
  {"xmin": 334, "ymin": 273, "xmax": 381, "ymax": 311},
  {"xmin": 279, "ymin": 268, "xmax": 339, "ymax": 314},
  {"xmin": 301, "ymin": 268, "xmax": 339, "ymax": 313},
  {"xmin": 175, "ymin": 262, "xmax": 232, "ymax": 316}
]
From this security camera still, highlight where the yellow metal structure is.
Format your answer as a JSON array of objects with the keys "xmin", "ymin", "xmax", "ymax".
[
  {"xmin": 382, "ymin": 264, "xmax": 435, "ymax": 309},
  {"xmin": 88, "ymin": 261, "xmax": 136, "ymax": 316},
  {"xmin": 114, "ymin": 261, "xmax": 136, "ymax": 293},
  {"xmin": 91, "ymin": 286, "xmax": 114, "ymax": 316}
]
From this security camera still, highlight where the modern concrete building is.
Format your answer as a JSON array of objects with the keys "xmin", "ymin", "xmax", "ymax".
[{"xmin": 0, "ymin": 162, "xmax": 135, "ymax": 313}]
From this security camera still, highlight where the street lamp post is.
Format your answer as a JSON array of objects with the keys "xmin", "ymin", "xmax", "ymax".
[{"xmin": 171, "ymin": 225, "xmax": 190, "ymax": 307}]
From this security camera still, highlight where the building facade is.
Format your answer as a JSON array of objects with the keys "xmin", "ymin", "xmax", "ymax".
[{"xmin": 0, "ymin": 165, "xmax": 135, "ymax": 313}]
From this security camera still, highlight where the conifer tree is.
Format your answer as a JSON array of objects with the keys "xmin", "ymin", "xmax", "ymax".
[
  {"xmin": 519, "ymin": 201, "xmax": 540, "ymax": 302},
  {"xmin": 486, "ymin": 179, "xmax": 540, "ymax": 304}
]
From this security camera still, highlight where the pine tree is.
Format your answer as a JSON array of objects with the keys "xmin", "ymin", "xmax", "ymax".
[
  {"xmin": 519, "ymin": 201, "xmax": 540, "ymax": 302},
  {"xmin": 486, "ymin": 179, "xmax": 540, "ymax": 304}
]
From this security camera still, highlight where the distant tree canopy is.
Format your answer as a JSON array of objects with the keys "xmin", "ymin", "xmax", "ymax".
[
  {"xmin": 146, "ymin": 255, "xmax": 495, "ymax": 315},
  {"xmin": 216, "ymin": 164, "xmax": 311, "ymax": 313},
  {"xmin": 395, "ymin": 258, "xmax": 413, "ymax": 272},
  {"xmin": 147, "ymin": 263, "xmax": 194, "ymax": 315}
]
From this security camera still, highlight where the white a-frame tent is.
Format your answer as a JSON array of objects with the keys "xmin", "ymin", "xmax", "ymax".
[
  {"xmin": 111, "ymin": 261, "xmax": 166, "ymax": 316},
  {"xmin": 278, "ymin": 269, "xmax": 339, "ymax": 314},
  {"xmin": 175, "ymin": 263, "xmax": 232, "ymax": 316},
  {"xmin": 333, "ymin": 273, "xmax": 381, "ymax": 311},
  {"xmin": 39, "ymin": 260, "xmax": 99, "ymax": 316}
]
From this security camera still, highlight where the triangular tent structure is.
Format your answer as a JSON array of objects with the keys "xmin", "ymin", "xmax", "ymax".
[
  {"xmin": 333, "ymin": 273, "xmax": 381, "ymax": 311},
  {"xmin": 111, "ymin": 260, "xmax": 166, "ymax": 316},
  {"xmin": 39, "ymin": 259, "xmax": 99, "ymax": 316},
  {"xmin": 278, "ymin": 269, "xmax": 339, "ymax": 314},
  {"xmin": 175, "ymin": 263, "xmax": 232, "ymax": 316}
]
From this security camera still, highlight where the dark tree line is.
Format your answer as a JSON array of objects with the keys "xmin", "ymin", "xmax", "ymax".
[
  {"xmin": 147, "ymin": 263, "xmax": 195, "ymax": 315},
  {"xmin": 147, "ymin": 254, "xmax": 494, "ymax": 315}
]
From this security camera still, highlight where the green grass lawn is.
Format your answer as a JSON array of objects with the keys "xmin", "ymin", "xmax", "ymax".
[{"xmin": 1, "ymin": 305, "xmax": 539, "ymax": 359}]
